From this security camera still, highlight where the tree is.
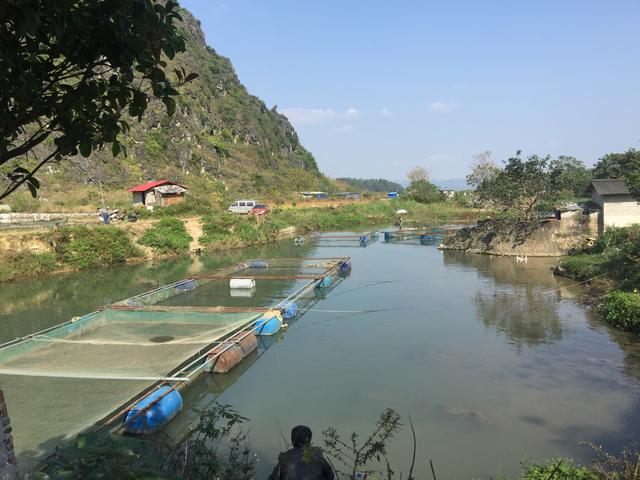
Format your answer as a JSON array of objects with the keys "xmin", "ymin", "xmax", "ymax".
[
  {"xmin": 406, "ymin": 166, "xmax": 441, "ymax": 203},
  {"xmin": 476, "ymin": 152, "xmax": 558, "ymax": 220},
  {"xmin": 549, "ymin": 156, "xmax": 592, "ymax": 197},
  {"xmin": 592, "ymin": 148, "xmax": 640, "ymax": 200},
  {"xmin": 592, "ymin": 148, "xmax": 640, "ymax": 180},
  {"xmin": 406, "ymin": 166, "xmax": 430, "ymax": 184},
  {"xmin": 0, "ymin": 0, "xmax": 197, "ymax": 200},
  {"xmin": 466, "ymin": 150, "xmax": 499, "ymax": 188}
]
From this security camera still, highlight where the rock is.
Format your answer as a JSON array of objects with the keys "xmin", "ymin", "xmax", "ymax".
[
  {"xmin": 553, "ymin": 265, "xmax": 570, "ymax": 277},
  {"xmin": 0, "ymin": 205, "xmax": 10, "ymax": 213}
]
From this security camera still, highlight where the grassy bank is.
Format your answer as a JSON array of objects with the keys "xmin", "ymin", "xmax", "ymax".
[
  {"xmin": 557, "ymin": 224, "xmax": 640, "ymax": 331},
  {"xmin": 0, "ymin": 201, "xmax": 479, "ymax": 282},
  {"xmin": 0, "ymin": 225, "xmax": 143, "ymax": 282},
  {"xmin": 200, "ymin": 199, "xmax": 479, "ymax": 249}
]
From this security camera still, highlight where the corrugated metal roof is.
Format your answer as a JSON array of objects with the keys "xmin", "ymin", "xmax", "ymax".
[
  {"xmin": 586, "ymin": 179, "xmax": 630, "ymax": 196},
  {"xmin": 128, "ymin": 180, "xmax": 186, "ymax": 193}
]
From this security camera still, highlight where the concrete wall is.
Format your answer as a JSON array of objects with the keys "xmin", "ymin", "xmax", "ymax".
[
  {"xmin": 603, "ymin": 195, "xmax": 640, "ymax": 230},
  {"xmin": 0, "ymin": 390, "xmax": 18, "ymax": 480},
  {"xmin": 0, "ymin": 212, "xmax": 95, "ymax": 226}
]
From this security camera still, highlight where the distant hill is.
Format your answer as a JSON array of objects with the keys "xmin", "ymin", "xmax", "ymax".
[
  {"xmin": 433, "ymin": 178, "xmax": 469, "ymax": 191},
  {"xmin": 337, "ymin": 178, "xmax": 405, "ymax": 193},
  {"xmin": 39, "ymin": 7, "xmax": 329, "ymax": 195}
]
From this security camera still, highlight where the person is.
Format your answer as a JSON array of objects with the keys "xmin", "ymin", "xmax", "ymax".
[
  {"xmin": 395, "ymin": 216, "xmax": 403, "ymax": 230},
  {"xmin": 268, "ymin": 425, "xmax": 334, "ymax": 480}
]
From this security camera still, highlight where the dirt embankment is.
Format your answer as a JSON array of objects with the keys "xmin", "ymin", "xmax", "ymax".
[{"xmin": 441, "ymin": 212, "xmax": 595, "ymax": 257}]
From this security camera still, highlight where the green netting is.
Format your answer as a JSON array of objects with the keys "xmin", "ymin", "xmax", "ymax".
[
  {"xmin": 1, "ymin": 374, "xmax": 150, "ymax": 471},
  {"xmin": 112, "ymin": 278, "xmax": 212, "ymax": 307},
  {"xmin": 0, "ymin": 309, "xmax": 262, "ymax": 380}
]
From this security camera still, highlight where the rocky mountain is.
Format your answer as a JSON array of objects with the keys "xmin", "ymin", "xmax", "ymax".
[{"xmin": 44, "ymin": 7, "xmax": 329, "ymax": 196}]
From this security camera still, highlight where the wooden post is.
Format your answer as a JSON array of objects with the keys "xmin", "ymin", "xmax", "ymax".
[{"xmin": 0, "ymin": 389, "xmax": 18, "ymax": 479}]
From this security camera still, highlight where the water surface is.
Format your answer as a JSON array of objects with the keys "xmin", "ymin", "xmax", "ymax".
[{"xmin": 2, "ymin": 236, "xmax": 640, "ymax": 478}]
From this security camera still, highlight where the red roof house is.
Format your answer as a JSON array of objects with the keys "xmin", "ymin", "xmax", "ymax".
[{"xmin": 128, "ymin": 180, "xmax": 187, "ymax": 207}]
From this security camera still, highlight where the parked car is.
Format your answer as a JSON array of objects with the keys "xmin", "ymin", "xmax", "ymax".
[
  {"xmin": 228, "ymin": 200, "xmax": 257, "ymax": 214},
  {"xmin": 251, "ymin": 204, "xmax": 270, "ymax": 216}
]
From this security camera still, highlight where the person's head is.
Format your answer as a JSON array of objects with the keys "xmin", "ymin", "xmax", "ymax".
[{"xmin": 291, "ymin": 425, "xmax": 312, "ymax": 448}]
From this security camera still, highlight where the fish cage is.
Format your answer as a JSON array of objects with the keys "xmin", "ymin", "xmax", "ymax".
[
  {"xmin": 302, "ymin": 231, "xmax": 379, "ymax": 248},
  {"xmin": 0, "ymin": 256, "xmax": 351, "ymax": 470}
]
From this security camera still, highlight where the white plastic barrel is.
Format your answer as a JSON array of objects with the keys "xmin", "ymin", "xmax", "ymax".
[
  {"xmin": 229, "ymin": 278, "xmax": 256, "ymax": 289},
  {"xmin": 230, "ymin": 287, "xmax": 255, "ymax": 298}
]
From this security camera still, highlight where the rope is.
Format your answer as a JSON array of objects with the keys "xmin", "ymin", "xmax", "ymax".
[{"xmin": 542, "ymin": 271, "xmax": 611, "ymax": 295}]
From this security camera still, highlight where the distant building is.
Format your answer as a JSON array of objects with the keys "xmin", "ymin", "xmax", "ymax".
[
  {"xmin": 128, "ymin": 180, "xmax": 187, "ymax": 207},
  {"xmin": 585, "ymin": 179, "xmax": 640, "ymax": 233},
  {"xmin": 337, "ymin": 192, "xmax": 361, "ymax": 200},
  {"xmin": 298, "ymin": 191, "xmax": 329, "ymax": 199},
  {"xmin": 387, "ymin": 192, "xmax": 399, "ymax": 199},
  {"xmin": 439, "ymin": 189, "xmax": 456, "ymax": 199}
]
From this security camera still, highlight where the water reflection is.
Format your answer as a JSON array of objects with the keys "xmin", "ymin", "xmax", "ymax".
[
  {"xmin": 444, "ymin": 252, "xmax": 566, "ymax": 349},
  {"xmin": 0, "ymin": 240, "xmax": 315, "ymax": 343}
]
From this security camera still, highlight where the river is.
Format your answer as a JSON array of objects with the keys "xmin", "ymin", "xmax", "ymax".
[{"xmin": 2, "ymin": 233, "xmax": 639, "ymax": 478}]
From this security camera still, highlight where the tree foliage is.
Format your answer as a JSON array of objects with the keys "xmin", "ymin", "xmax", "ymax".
[
  {"xmin": 0, "ymin": 0, "xmax": 197, "ymax": 200},
  {"xmin": 475, "ymin": 152, "xmax": 558, "ymax": 220},
  {"xmin": 592, "ymin": 148, "xmax": 640, "ymax": 200},
  {"xmin": 406, "ymin": 166, "xmax": 441, "ymax": 204},
  {"xmin": 549, "ymin": 155, "xmax": 592, "ymax": 197},
  {"xmin": 337, "ymin": 178, "xmax": 405, "ymax": 193},
  {"xmin": 466, "ymin": 150, "xmax": 499, "ymax": 188}
]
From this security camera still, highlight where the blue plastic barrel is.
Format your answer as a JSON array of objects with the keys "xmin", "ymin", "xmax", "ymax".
[
  {"xmin": 316, "ymin": 276, "xmax": 334, "ymax": 289},
  {"xmin": 339, "ymin": 260, "xmax": 351, "ymax": 272},
  {"xmin": 124, "ymin": 386, "xmax": 182, "ymax": 435},
  {"xmin": 281, "ymin": 302, "xmax": 298, "ymax": 319},
  {"xmin": 254, "ymin": 316, "xmax": 281, "ymax": 336}
]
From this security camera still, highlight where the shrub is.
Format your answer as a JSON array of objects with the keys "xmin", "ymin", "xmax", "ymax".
[
  {"xmin": 558, "ymin": 254, "xmax": 608, "ymax": 281},
  {"xmin": 0, "ymin": 251, "xmax": 57, "ymax": 282},
  {"xmin": 520, "ymin": 459, "xmax": 596, "ymax": 480},
  {"xmin": 598, "ymin": 290, "xmax": 640, "ymax": 332},
  {"xmin": 59, "ymin": 226, "xmax": 141, "ymax": 269},
  {"xmin": 139, "ymin": 217, "xmax": 192, "ymax": 253}
]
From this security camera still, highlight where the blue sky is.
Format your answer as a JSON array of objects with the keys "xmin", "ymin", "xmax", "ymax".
[{"xmin": 181, "ymin": 0, "xmax": 640, "ymax": 182}]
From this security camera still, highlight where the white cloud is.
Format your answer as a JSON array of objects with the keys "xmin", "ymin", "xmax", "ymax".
[
  {"xmin": 280, "ymin": 108, "xmax": 337, "ymax": 125},
  {"xmin": 379, "ymin": 108, "xmax": 392, "ymax": 117},
  {"xmin": 344, "ymin": 107, "xmax": 360, "ymax": 119},
  {"xmin": 428, "ymin": 101, "xmax": 459, "ymax": 113},
  {"xmin": 281, "ymin": 107, "xmax": 360, "ymax": 126}
]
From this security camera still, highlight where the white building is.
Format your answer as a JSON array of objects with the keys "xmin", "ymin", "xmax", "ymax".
[{"xmin": 586, "ymin": 179, "xmax": 640, "ymax": 233}]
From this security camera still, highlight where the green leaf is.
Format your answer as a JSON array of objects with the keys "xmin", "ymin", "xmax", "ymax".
[
  {"xmin": 185, "ymin": 72, "xmax": 199, "ymax": 82},
  {"xmin": 163, "ymin": 97, "xmax": 176, "ymax": 116},
  {"xmin": 79, "ymin": 141, "xmax": 92, "ymax": 157}
]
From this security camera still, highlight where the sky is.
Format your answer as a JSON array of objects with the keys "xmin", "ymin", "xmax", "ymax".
[{"xmin": 180, "ymin": 0, "xmax": 640, "ymax": 183}]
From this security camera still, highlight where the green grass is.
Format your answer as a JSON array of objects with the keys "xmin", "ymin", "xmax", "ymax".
[
  {"xmin": 200, "ymin": 200, "xmax": 479, "ymax": 249},
  {"xmin": 517, "ymin": 459, "xmax": 596, "ymax": 480},
  {"xmin": 59, "ymin": 226, "xmax": 142, "ymax": 270},
  {"xmin": 0, "ymin": 251, "xmax": 58, "ymax": 282},
  {"xmin": 598, "ymin": 290, "xmax": 640, "ymax": 332},
  {"xmin": 139, "ymin": 217, "xmax": 193, "ymax": 253},
  {"xmin": 558, "ymin": 254, "xmax": 608, "ymax": 281}
]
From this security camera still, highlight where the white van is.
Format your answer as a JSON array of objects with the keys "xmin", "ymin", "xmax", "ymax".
[{"xmin": 228, "ymin": 200, "xmax": 257, "ymax": 214}]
